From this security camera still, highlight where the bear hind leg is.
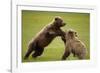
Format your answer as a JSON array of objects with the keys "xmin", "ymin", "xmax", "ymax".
[
  {"xmin": 32, "ymin": 48, "xmax": 44, "ymax": 58},
  {"xmin": 62, "ymin": 51, "xmax": 70, "ymax": 60},
  {"xmin": 24, "ymin": 47, "xmax": 34, "ymax": 60}
]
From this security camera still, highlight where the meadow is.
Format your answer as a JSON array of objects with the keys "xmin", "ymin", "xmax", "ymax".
[{"xmin": 22, "ymin": 10, "xmax": 90, "ymax": 62}]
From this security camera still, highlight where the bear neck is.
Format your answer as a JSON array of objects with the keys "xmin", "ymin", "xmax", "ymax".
[{"xmin": 52, "ymin": 23, "xmax": 60, "ymax": 29}]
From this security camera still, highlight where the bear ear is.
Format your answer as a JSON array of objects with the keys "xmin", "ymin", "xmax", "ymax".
[
  {"xmin": 54, "ymin": 16, "xmax": 61, "ymax": 21},
  {"xmin": 55, "ymin": 17, "xmax": 58, "ymax": 21}
]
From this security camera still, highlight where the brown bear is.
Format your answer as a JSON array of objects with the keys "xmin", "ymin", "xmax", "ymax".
[
  {"xmin": 61, "ymin": 29, "xmax": 87, "ymax": 60},
  {"xmin": 24, "ymin": 16, "xmax": 66, "ymax": 59}
]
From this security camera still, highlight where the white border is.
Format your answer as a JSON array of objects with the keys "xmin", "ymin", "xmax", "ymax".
[{"xmin": 12, "ymin": 3, "xmax": 97, "ymax": 73}]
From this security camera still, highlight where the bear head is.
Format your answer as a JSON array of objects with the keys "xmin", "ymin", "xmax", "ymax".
[
  {"xmin": 67, "ymin": 29, "xmax": 78, "ymax": 39},
  {"xmin": 53, "ymin": 16, "xmax": 66, "ymax": 27}
]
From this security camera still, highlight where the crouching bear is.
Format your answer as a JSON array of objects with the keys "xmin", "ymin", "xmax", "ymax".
[
  {"xmin": 24, "ymin": 16, "xmax": 66, "ymax": 59},
  {"xmin": 61, "ymin": 29, "xmax": 87, "ymax": 60}
]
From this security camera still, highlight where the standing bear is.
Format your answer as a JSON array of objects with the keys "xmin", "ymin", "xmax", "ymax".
[
  {"xmin": 24, "ymin": 16, "xmax": 66, "ymax": 59},
  {"xmin": 61, "ymin": 29, "xmax": 87, "ymax": 60}
]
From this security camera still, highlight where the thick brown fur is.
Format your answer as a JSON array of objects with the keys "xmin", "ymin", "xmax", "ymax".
[
  {"xmin": 61, "ymin": 29, "xmax": 87, "ymax": 60},
  {"xmin": 24, "ymin": 16, "xmax": 66, "ymax": 59}
]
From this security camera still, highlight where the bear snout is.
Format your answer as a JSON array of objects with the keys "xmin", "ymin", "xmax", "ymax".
[{"xmin": 60, "ymin": 22, "xmax": 66, "ymax": 27}]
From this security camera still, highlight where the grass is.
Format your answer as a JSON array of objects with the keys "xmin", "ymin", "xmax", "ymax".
[{"xmin": 22, "ymin": 10, "xmax": 90, "ymax": 62}]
